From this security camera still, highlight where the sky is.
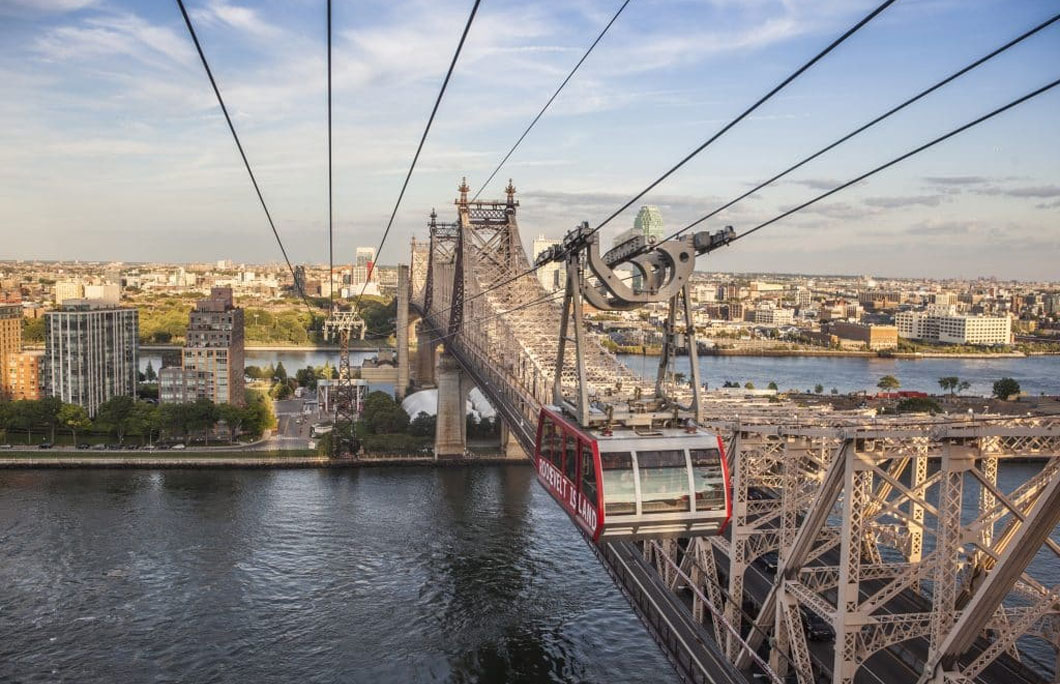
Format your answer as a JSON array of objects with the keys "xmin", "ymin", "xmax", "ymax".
[{"xmin": 0, "ymin": 0, "xmax": 1057, "ymax": 279}]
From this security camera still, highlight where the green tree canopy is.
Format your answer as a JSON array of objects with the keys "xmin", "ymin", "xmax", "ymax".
[
  {"xmin": 96, "ymin": 395, "xmax": 136, "ymax": 442},
  {"xmin": 361, "ymin": 391, "xmax": 410, "ymax": 434},
  {"xmin": 992, "ymin": 377, "xmax": 1021, "ymax": 400},
  {"xmin": 877, "ymin": 375, "xmax": 901, "ymax": 391}
]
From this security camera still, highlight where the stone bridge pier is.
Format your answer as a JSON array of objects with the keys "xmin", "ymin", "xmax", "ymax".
[{"xmin": 434, "ymin": 351, "xmax": 468, "ymax": 458}]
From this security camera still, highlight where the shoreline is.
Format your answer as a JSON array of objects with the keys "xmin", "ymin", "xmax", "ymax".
[{"xmin": 0, "ymin": 451, "xmax": 525, "ymax": 469}]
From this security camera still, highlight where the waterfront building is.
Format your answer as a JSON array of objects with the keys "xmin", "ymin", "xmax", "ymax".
[
  {"xmin": 0, "ymin": 303, "xmax": 22, "ymax": 397},
  {"xmin": 4, "ymin": 351, "xmax": 42, "ymax": 400},
  {"xmin": 161, "ymin": 287, "xmax": 245, "ymax": 406},
  {"xmin": 895, "ymin": 311, "xmax": 1011, "ymax": 345},
  {"xmin": 532, "ymin": 235, "xmax": 564, "ymax": 292},
  {"xmin": 829, "ymin": 321, "xmax": 898, "ymax": 350},
  {"xmin": 44, "ymin": 300, "xmax": 139, "ymax": 416},
  {"xmin": 750, "ymin": 304, "xmax": 794, "ymax": 326}
]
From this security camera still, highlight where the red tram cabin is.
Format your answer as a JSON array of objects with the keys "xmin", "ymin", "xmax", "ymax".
[{"xmin": 534, "ymin": 407, "xmax": 731, "ymax": 542}]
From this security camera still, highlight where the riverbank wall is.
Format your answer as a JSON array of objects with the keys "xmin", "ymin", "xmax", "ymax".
[{"xmin": 0, "ymin": 451, "xmax": 527, "ymax": 469}]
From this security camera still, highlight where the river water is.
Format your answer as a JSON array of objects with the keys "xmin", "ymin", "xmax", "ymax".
[
  {"xmin": 0, "ymin": 466, "xmax": 674, "ymax": 683},
  {"xmin": 140, "ymin": 351, "xmax": 1060, "ymax": 398},
  {"xmin": 2, "ymin": 462, "xmax": 1056, "ymax": 680}
]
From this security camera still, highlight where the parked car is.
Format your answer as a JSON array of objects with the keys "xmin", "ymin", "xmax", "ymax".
[
  {"xmin": 38, "ymin": 442, "xmax": 54, "ymax": 449},
  {"xmin": 171, "ymin": 444, "xmax": 186, "ymax": 450},
  {"xmin": 143, "ymin": 444, "xmax": 158, "ymax": 451},
  {"xmin": 0, "ymin": 444, "xmax": 13, "ymax": 450},
  {"xmin": 106, "ymin": 444, "xmax": 122, "ymax": 450},
  {"xmin": 91, "ymin": 443, "xmax": 107, "ymax": 451},
  {"xmin": 77, "ymin": 443, "xmax": 90, "ymax": 450}
]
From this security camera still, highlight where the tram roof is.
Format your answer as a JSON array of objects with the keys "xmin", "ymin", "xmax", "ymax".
[{"xmin": 542, "ymin": 406, "xmax": 719, "ymax": 443}]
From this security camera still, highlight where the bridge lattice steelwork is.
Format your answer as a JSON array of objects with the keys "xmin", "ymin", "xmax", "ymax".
[{"xmin": 406, "ymin": 183, "xmax": 1060, "ymax": 684}]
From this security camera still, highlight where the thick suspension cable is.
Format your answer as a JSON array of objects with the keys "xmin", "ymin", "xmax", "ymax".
[
  {"xmin": 352, "ymin": 0, "xmax": 482, "ymax": 312},
  {"xmin": 327, "ymin": 0, "xmax": 335, "ymax": 315},
  {"xmin": 727, "ymin": 77, "xmax": 1060, "ymax": 246},
  {"xmin": 415, "ymin": 0, "xmax": 894, "ymax": 322},
  {"xmin": 649, "ymin": 12, "xmax": 1060, "ymax": 250},
  {"xmin": 586, "ymin": 0, "xmax": 896, "ymax": 237},
  {"xmin": 174, "ymin": 0, "xmax": 315, "ymax": 314},
  {"xmin": 471, "ymin": 0, "xmax": 632, "ymax": 201}
]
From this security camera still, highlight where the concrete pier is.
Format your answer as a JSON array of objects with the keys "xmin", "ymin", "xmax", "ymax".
[{"xmin": 433, "ymin": 352, "xmax": 466, "ymax": 457}]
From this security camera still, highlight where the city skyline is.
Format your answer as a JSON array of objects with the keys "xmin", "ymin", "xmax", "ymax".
[{"xmin": 0, "ymin": 0, "xmax": 1057, "ymax": 278}]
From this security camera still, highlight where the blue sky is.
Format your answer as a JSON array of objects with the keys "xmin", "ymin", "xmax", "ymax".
[{"xmin": 0, "ymin": 0, "xmax": 1057, "ymax": 279}]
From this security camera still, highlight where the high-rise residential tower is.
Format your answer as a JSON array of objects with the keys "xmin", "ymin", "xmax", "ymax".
[
  {"xmin": 44, "ymin": 300, "xmax": 138, "ymax": 416},
  {"xmin": 612, "ymin": 205, "xmax": 666, "ymax": 290},
  {"xmin": 161, "ymin": 287, "xmax": 245, "ymax": 406}
]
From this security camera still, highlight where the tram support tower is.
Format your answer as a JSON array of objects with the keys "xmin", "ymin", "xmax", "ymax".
[{"xmin": 323, "ymin": 310, "xmax": 366, "ymax": 457}]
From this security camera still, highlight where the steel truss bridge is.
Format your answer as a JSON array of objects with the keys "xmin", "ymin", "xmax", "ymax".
[{"xmin": 403, "ymin": 182, "xmax": 1060, "ymax": 684}]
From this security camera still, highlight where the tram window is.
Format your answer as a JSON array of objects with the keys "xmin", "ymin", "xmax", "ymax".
[
  {"xmin": 539, "ymin": 419, "xmax": 554, "ymax": 461},
  {"xmin": 690, "ymin": 448, "xmax": 725, "ymax": 509},
  {"xmin": 563, "ymin": 436, "xmax": 577, "ymax": 482},
  {"xmin": 581, "ymin": 445, "xmax": 598, "ymax": 504},
  {"xmin": 600, "ymin": 452, "xmax": 636, "ymax": 516},
  {"xmin": 637, "ymin": 450, "xmax": 691, "ymax": 513}
]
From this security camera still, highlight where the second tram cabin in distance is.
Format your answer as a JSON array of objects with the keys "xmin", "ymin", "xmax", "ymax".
[{"xmin": 534, "ymin": 407, "xmax": 731, "ymax": 542}]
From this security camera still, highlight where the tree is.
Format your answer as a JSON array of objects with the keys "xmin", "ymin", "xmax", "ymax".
[
  {"xmin": 767, "ymin": 381, "xmax": 779, "ymax": 391},
  {"xmin": 361, "ymin": 391, "xmax": 410, "ymax": 434},
  {"xmin": 270, "ymin": 381, "xmax": 293, "ymax": 400},
  {"xmin": 409, "ymin": 411, "xmax": 436, "ymax": 437},
  {"xmin": 129, "ymin": 402, "xmax": 161, "ymax": 445},
  {"xmin": 58, "ymin": 403, "xmax": 91, "ymax": 444},
  {"xmin": 189, "ymin": 398, "xmax": 219, "ymax": 444},
  {"xmin": 145, "ymin": 361, "xmax": 157, "ymax": 383},
  {"xmin": 814, "ymin": 384, "xmax": 824, "ymax": 394},
  {"xmin": 877, "ymin": 375, "xmax": 900, "ymax": 391},
  {"xmin": 938, "ymin": 376, "xmax": 960, "ymax": 395},
  {"xmin": 96, "ymin": 396, "xmax": 135, "ymax": 443},
  {"xmin": 958, "ymin": 380, "xmax": 971, "ymax": 395},
  {"xmin": 217, "ymin": 403, "xmax": 246, "ymax": 443},
  {"xmin": 744, "ymin": 382, "xmax": 755, "ymax": 390},
  {"xmin": 831, "ymin": 387, "xmax": 839, "ymax": 395},
  {"xmin": 896, "ymin": 397, "xmax": 942, "ymax": 414},
  {"xmin": 295, "ymin": 366, "xmax": 318, "ymax": 390},
  {"xmin": 160, "ymin": 402, "xmax": 193, "ymax": 442},
  {"xmin": 274, "ymin": 361, "xmax": 288, "ymax": 382},
  {"xmin": 36, "ymin": 397, "xmax": 63, "ymax": 443},
  {"xmin": 992, "ymin": 377, "xmax": 1021, "ymax": 400},
  {"xmin": 244, "ymin": 365, "xmax": 263, "ymax": 380}
]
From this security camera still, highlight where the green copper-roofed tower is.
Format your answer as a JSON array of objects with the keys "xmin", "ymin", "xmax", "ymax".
[{"xmin": 613, "ymin": 205, "xmax": 666, "ymax": 290}]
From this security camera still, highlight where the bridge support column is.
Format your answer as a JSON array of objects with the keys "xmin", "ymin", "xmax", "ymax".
[
  {"xmin": 499, "ymin": 419, "xmax": 527, "ymax": 459},
  {"xmin": 395, "ymin": 265, "xmax": 410, "ymax": 400},
  {"xmin": 434, "ymin": 352, "xmax": 466, "ymax": 458},
  {"xmin": 413, "ymin": 330, "xmax": 437, "ymax": 388}
]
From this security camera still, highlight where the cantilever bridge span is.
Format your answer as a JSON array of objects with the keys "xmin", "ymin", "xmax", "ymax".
[{"xmin": 400, "ymin": 183, "xmax": 1060, "ymax": 684}]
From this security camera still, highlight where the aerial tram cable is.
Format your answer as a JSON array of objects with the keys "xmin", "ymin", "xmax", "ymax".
[
  {"xmin": 470, "ymin": 0, "xmax": 633, "ymax": 202},
  {"xmin": 327, "ymin": 0, "xmax": 335, "ymax": 316},
  {"xmin": 417, "ymin": 0, "xmax": 896, "ymax": 321},
  {"xmin": 351, "ymin": 0, "xmax": 482, "ymax": 315},
  {"xmin": 642, "ymin": 11, "xmax": 1060, "ymax": 253},
  {"xmin": 174, "ymin": 0, "xmax": 316, "ymax": 315},
  {"xmin": 726, "ymin": 77, "xmax": 1060, "ymax": 247}
]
